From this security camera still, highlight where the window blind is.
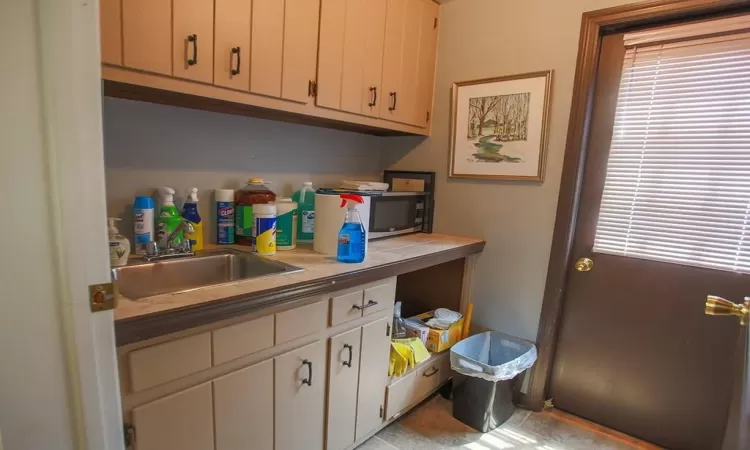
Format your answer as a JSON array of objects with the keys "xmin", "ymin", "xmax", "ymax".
[{"xmin": 592, "ymin": 32, "xmax": 750, "ymax": 274}]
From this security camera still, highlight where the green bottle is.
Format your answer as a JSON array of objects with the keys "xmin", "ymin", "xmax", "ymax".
[{"xmin": 155, "ymin": 187, "xmax": 183, "ymax": 246}]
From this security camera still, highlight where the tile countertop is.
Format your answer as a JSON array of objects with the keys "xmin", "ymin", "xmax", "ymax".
[{"xmin": 114, "ymin": 233, "xmax": 485, "ymax": 345}]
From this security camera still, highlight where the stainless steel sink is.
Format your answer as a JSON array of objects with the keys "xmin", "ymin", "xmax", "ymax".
[{"xmin": 112, "ymin": 249, "xmax": 303, "ymax": 300}]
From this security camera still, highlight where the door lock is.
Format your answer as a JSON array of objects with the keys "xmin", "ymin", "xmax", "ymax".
[
  {"xmin": 574, "ymin": 257, "xmax": 594, "ymax": 272},
  {"xmin": 705, "ymin": 296, "xmax": 750, "ymax": 326}
]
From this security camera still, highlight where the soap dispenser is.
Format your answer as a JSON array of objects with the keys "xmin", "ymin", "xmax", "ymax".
[{"xmin": 108, "ymin": 218, "xmax": 130, "ymax": 267}]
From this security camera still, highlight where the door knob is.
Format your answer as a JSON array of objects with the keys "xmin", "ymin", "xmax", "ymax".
[
  {"xmin": 705, "ymin": 296, "xmax": 750, "ymax": 326},
  {"xmin": 574, "ymin": 257, "xmax": 594, "ymax": 272}
]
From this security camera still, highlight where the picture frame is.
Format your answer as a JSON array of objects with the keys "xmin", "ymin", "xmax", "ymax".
[{"xmin": 449, "ymin": 70, "xmax": 553, "ymax": 181}]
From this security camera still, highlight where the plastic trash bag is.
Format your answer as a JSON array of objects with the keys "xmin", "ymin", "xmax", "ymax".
[{"xmin": 450, "ymin": 331, "xmax": 537, "ymax": 382}]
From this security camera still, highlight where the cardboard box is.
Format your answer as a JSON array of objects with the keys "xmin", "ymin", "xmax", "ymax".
[
  {"xmin": 403, "ymin": 319, "xmax": 430, "ymax": 345},
  {"xmin": 409, "ymin": 311, "xmax": 464, "ymax": 353}
]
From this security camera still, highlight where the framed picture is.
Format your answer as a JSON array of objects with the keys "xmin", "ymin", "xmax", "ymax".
[{"xmin": 449, "ymin": 70, "xmax": 552, "ymax": 181}]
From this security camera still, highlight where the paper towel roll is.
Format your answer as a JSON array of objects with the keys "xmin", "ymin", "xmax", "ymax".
[{"xmin": 313, "ymin": 193, "xmax": 371, "ymax": 256}]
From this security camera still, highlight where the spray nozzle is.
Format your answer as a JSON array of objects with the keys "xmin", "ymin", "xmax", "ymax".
[
  {"xmin": 340, "ymin": 194, "xmax": 364, "ymax": 208},
  {"xmin": 188, "ymin": 187, "xmax": 199, "ymax": 203},
  {"xmin": 161, "ymin": 187, "xmax": 176, "ymax": 204},
  {"xmin": 107, "ymin": 217, "xmax": 121, "ymax": 233}
]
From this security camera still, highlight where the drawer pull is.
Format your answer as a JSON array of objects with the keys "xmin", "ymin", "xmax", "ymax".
[
  {"xmin": 302, "ymin": 359, "xmax": 313, "ymax": 386},
  {"xmin": 423, "ymin": 367, "xmax": 439, "ymax": 378},
  {"xmin": 343, "ymin": 344, "xmax": 353, "ymax": 368},
  {"xmin": 352, "ymin": 300, "xmax": 378, "ymax": 311},
  {"xmin": 230, "ymin": 46, "xmax": 241, "ymax": 75},
  {"xmin": 187, "ymin": 34, "xmax": 198, "ymax": 66}
]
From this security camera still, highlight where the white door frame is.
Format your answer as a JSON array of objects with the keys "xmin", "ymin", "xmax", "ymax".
[{"xmin": 37, "ymin": 0, "xmax": 123, "ymax": 448}]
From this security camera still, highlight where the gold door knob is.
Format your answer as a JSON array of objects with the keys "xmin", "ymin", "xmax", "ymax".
[
  {"xmin": 574, "ymin": 257, "xmax": 594, "ymax": 272},
  {"xmin": 705, "ymin": 295, "xmax": 750, "ymax": 326}
]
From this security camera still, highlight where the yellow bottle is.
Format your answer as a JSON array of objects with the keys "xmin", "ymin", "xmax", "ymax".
[{"xmin": 182, "ymin": 188, "xmax": 204, "ymax": 251}]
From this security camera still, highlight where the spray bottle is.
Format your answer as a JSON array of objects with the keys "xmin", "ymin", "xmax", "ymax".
[
  {"xmin": 337, "ymin": 194, "xmax": 366, "ymax": 263},
  {"xmin": 182, "ymin": 188, "xmax": 204, "ymax": 251}
]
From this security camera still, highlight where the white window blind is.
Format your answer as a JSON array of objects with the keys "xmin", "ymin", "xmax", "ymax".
[{"xmin": 592, "ymin": 31, "xmax": 750, "ymax": 274}]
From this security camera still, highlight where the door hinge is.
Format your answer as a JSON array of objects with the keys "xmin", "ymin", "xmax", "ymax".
[
  {"xmin": 426, "ymin": 111, "xmax": 430, "ymax": 122},
  {"xmin": 379, "ymin": 405, "xmax": 384, "ymax": 418},
  {"xmin": 434, "ymin": 17, "xmax": 438, "ymax": 29},
  {"xmin": 89, "ymin": 282, "xmax": 117, "ymax": 312},
  {"xmin": 123, "ymin": 423, "xmax": 135, "ymax": 449}
]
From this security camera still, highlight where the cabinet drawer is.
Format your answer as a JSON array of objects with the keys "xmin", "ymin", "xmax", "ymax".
[
  {"xmin": 276, "ymin": 300, "xmax": 327, "ymax": 344},
  {"xmin": 413, "ymin": 352, "xmax": 450, "ymax": 400},
  {"xmin": 212, "ymin": 315, "xmax": 275, "ymax": 365},
  {"xmin": 329, "ymin": 290, "xmax": 364, "ymax": 326},
  {"xmin": 385, "ymin": 371, "xmax": 416, "ymax": 420},
  {"xmin": 129, "ymin": 332, "xmax": 212, "ymax": 392},
  {"xmin": 362, "ymin": 281, "xmax": 395, "ymax": 316}
]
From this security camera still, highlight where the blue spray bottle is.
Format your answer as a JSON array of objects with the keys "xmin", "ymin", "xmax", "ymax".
[{"xmin": 337, "ymin": 194, "xmax": 366, "ymax": 263}]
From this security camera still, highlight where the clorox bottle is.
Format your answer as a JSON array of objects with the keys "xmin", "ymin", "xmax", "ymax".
[{"xmin": 337, "ymin": 194, "xmax": 366, "ymax": 263}]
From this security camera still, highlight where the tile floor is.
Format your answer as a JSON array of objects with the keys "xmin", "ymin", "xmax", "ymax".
[{"xmin": 360, "ymin": 395, "xmax": 646, "ymax": 450}]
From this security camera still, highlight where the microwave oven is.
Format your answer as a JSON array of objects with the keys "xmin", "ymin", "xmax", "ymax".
[{"xmin": 368, "ymin": 192, "xmax": 429, "ymax": 240}]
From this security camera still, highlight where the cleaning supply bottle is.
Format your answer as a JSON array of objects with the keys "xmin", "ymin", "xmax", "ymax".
[
  {"xmin": 215, "ymin": 189, "xmax": 235, "ymax": 244},
  {"xmin": 392, "ymin": 301, "xmax": 407, "ymax": 339},
  {"xmin": 132, "ymin": 195, "xmax": 154, "ymax": 255},
  {"xmin": 108, "ymin": 218, "xmax": 130, "ymax": 267},
  {"xmin": 275, "ymin": 198, "xmax": 298, "ymax": 250},
  {"xmin": 235, "ymin": 178, "xmax": 276, "ymax": 247},
  {"xmin": 337, "ymin": 194, "xmax": 366, "ymax": 263},
  {"xmin": 182, "ymin": 188, "xmax": 204, "ymax": 251},
  {"xmin": 155, "ymin": 187, "xmax": 183, "ymax": 247},
  {"xmin": 292, "ymin": 181, "xmax": 316, "ymax": 242}
]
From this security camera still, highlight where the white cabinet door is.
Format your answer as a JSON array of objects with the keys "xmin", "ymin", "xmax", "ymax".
[
  {"xmin": 356, "ymin": 317, "xmax": 391, "ymax": 440},
  {"xmin": 131, "ymin": 382, "xmax": 214, "ymax": 450},
  {"xmin": 275, "ymin": 340, "xmax": 326, "ymax": 450},
  {"xmin": 326, "ymin": 328, "xmax": 363, "ymax": 450},
  {"xmin": 214, "ymin": 359, "xmax": 274, "ymax": 450}
]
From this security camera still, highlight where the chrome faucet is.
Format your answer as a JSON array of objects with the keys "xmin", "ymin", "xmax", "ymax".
[{"xmin": 144, "ymin": 218, "xmax": 196, "ymax": 261}]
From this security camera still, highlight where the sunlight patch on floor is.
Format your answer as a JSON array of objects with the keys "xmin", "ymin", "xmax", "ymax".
[
  {"xmin": 479, "ymin": 433, "xmax": 515, "ymax": 449},
  {"xmin": 495, "ymin": 428, "xmax": 538, "ymax": 445}
]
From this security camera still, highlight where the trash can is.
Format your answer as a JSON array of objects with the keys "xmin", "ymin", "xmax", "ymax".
[{"xmin": 450, "ymin": 331, "xmax": 537, "ymax": 432}]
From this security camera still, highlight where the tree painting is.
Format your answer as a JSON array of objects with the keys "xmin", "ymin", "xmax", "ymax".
[{"xmin": 467, "ymin": 92, "xmax": 530, "ymax": 141}]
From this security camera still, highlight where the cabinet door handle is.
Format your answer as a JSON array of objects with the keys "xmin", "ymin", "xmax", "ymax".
[
  {"xmin": 302, "ymin": 359, "xmax": 313, "ymax": 386},
  {"xmin": 423, "ymin": 367, "xmax": 439, "ymax": 378},
  {"xmin": 343, "ymin": 344, "xmax": 353, "ymax": 367},
  {"xmin": 231, "ymin": 47, "xmax": 241, "ymax": 75},
  {"xmin": 363, "ymin": 300, "xmax": 379, "ymax": 309},
  {"xmin": 388, "ymin": 92, "xmax": 397, "ymax": 111},
  {"xmin": 369, "ymin": 87, "xmax": 377, "ymax": 107},
  {"xmin": 351, "ymin": 303, "xmax": 364, "ymax": 310},
  {"xmin": 308, "ymin": 80, "xmax": 314, "ymax": 97},
  {"xmin": 187, "ymin": 34, "xmax": 198, "ymax": 66},
  {"xmin": 386, "ymin": 322, "xmax": 391, "ymax": 337}
]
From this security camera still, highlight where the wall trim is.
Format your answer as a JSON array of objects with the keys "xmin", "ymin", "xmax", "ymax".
[{"xmin": 526, "ymin": 0, "xmax": 750, "ymax": 412}]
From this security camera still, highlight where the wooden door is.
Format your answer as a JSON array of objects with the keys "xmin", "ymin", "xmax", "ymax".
[
  {"xmin": 122, "ymin": 0, "xmax": 172, "ymax": 75},
  {"xmin": 414, "ymin": 0, "xmax": 438, "ymax": 128},
  {"xmin": 548, "ymin": 33, "xmax": 747, "ymax": 450},
  {"xmin": 379, "ymin": 0, "xmax": 406, "ymax": 120},
  {"xmin": 100, "ymin": 0, "xmax": 122, "ymax": 65},
  {"xmin": 214, "ymin": 0, "xmax": 252, "ymax": 91},
  {"xmin": 251, "ymin": 0, "xmax": 284, "ymax": 97},
  {"xmin": 360, "ymin": 0, "xmax": 388, "ymax": 117},
  {"xmin": 282, "ymin": 0, "xmax": 320, "ymax": 103},
  {"xmin": 355, "ymin": 317, "xmax": 391, "ymax": 440},
  {"xmin": 721, "ymin": 325, "xmax": 750, "ymax": 450},
  {"xmin": 316, "ymin": 0, "xmax": 346, "ymax": 109},
  {"xmin": 326, "ymin": 328, "xmax": 362, "ymax": 450},
  {"xmin": 275, "ymin": 340, "xmax": 326, "ymax": 450},
  {"xmin": 339, "ymin": 0, "xmax": 368, "ymax": 114},
  {"xmin": 131, "ymin": 382, "xmax": 214, "ymax": 450},
  {"xmin": 213, "ymin": 359, "xmax": 273, "ymax": 450},
  {"xmin": 393, "ymin": 0, "xmax": 423, "ymax": 125},
  {"xmin": 173, "ymin": 0, "xmax": 214, "ymax": 83}
]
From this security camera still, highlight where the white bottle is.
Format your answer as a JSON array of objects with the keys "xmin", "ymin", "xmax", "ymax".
[{"xmin": 108, "ymin": 218, "xmax": 131, "ymax": 267}]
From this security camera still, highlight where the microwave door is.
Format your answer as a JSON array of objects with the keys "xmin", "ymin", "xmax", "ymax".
[{"xmin": 369, "ymin": 195, "xmax": 419, "ymax": 239}]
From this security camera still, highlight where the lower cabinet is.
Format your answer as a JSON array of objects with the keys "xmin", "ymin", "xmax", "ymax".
[
  {"xmin": 213, "ymin": 359, "xmax": 274, "ymax": 450},
  {"xmin": 355, "ymin": 317, "xmax": 391, "ymax": 439},
  {"xmin": 131, "ymin": 382, "xmax": 215, "ymax": 450},
  {"xmin": 326, "ymin": 328, "xmax": 363, "ymax": 450},
  {"xmin": 275, "ymin": 340, "xmax": 327, "ymax": 450},
  {"xmin": 326, "ymin": 317, "xmax": 391, "ymax": 449}
]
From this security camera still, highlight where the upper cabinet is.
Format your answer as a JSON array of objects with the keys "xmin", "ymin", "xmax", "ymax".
[{"xmin": 100, "ymin": 0, "xmax": 440, "ymax": 136}]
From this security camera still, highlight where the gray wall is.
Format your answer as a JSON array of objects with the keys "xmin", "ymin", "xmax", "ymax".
[
  {"xmin": 386, "ymin": 0, "xmax": 637, "ymax": 341},
  {"xmin": 103, "ymin": 97, "xmax": 391, "ymax": 242}
]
